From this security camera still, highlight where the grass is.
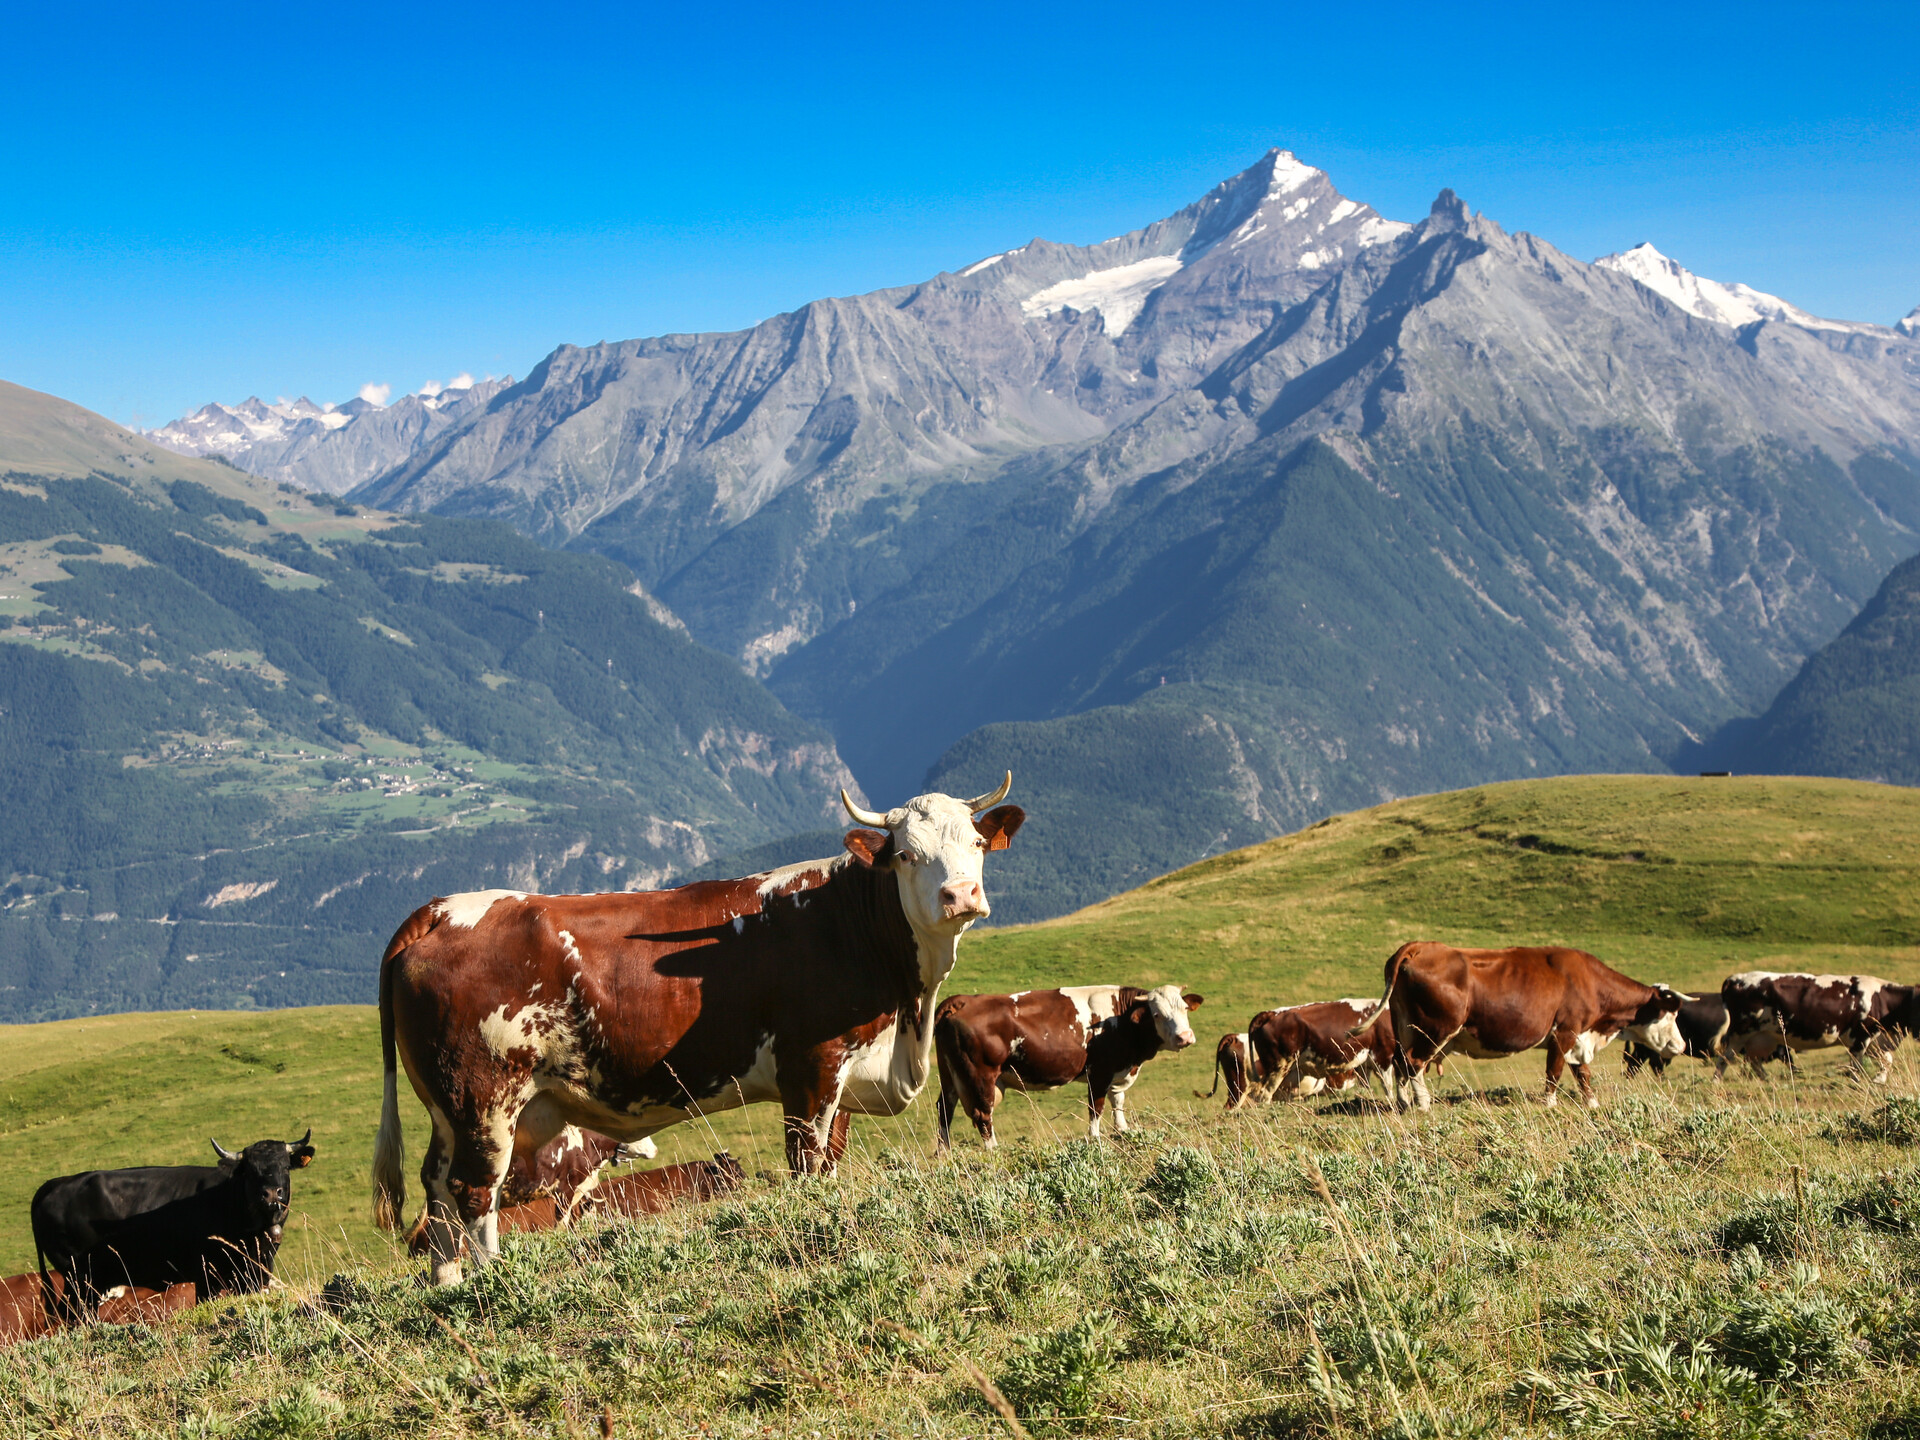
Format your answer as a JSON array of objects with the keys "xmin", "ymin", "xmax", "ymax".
[{"xmin": 2, "ymin": 772, "xmax": 1919, "ymax": 1435}]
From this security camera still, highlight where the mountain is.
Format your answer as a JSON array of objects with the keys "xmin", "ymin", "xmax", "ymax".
[
  {"xmin": 0, "ymin": 379, "xmax": 857, "ymax": 1021},
  {"xmin": 1591, "ymin": 242, "xmax": 1882, "ymax": 334},
  {"xmin": 146, "ymin": 378, "xmax": 513, "ymax": 495},
  {"xmin": 1900, "ymin": 306, "xmax": 1920, "ymax": 339},
  {"xmin": 1697, "ymin": 551, "xmax": 1920, "ymax": 783},
  {"xmin": 319, "ymin": 150, "xmax": 1920, "ymax": 920}
]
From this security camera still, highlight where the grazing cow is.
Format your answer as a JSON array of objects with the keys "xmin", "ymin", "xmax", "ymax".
[
  {"xmin": 402, "ymin": 1125, "xmax": 656, "ymax": 1253},
  {"xmin": 1249, "ymin": 999, "xmax": 1399, "ymax": 1103},
  {"xmin": 1199, "ymin": 1032, "xmax": 1261, "ymax": 1108},
  {"xmin": 934, "ymin": 984, "xmax": 1204, "ymax": 1147},
  {"xmin": 1621, "ymin": 993, "xmax": 1797, "ymax": 1079},
  {"xmin": 32, "ymin": 1133, "xmax": 315, "ymax": 1319},
  {"xmin": 1721, "ymin": 972, "xmax": 1920, "ymax": 1082},
  {"xmin": 1353, "ymin": 943, "xmax": 1686, "ymax": 1111},
  {"xmin": 373, "ymin": 776, "xmax": 1024, "ymax": 1284}
]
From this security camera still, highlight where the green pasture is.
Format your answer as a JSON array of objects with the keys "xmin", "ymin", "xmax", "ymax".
[{"xmin": 1, "ymin": 773, "xmax": 1915, "ymax": 1278}]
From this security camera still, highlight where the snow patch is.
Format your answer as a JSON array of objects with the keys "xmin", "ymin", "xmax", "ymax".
[
  {"xmin": 1595, "ymin": 243, "xmax": 1878, "ymax": 333},
  {"xmin": 1327, "ymin": 199, "xmax": 1361, "ymax": 225},
  {"xmin": 1021, "ymin": 256, "xmax": 1184, "ymax": 335},
  {"xmin": 1356, "ymin": 217, "xmax": 1412, "ymax": 248},
  {"xmin": 961, "ymin": 254, "xmax": 1004, "ymax": 277}
]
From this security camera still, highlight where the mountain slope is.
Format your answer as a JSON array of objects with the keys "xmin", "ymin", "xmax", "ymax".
[
  {"xmin": 1699, "ymin": 550, "xmax": 1920, "ymax": 782},
  {"xmin": 0, "ymin": 379, "xmax": 856, "ymax": 1020}
]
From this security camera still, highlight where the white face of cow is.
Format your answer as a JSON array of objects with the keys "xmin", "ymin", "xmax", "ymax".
[
  {"xmin": 1145, "ymin": 984, "xmax": 1201, "ymax": 1051},
  {"xmin": 1624, "ymin": 984, "xmax": 1688, "ymax": 1058},
  {"xmin": 843, "ymin": 779, "xmax": 1025, "ymax": 936}
]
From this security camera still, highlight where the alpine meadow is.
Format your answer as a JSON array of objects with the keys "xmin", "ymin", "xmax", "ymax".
[{"xmin": 3, "ymin": 96, "xmax": 1920, "ymax": 1440}]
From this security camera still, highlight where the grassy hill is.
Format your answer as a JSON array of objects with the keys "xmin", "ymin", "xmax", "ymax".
[
  {"xmin": 0, "ymin": 379, "xmax": 855, "ymax": 1021},
  {"xmin": 5, "ymin": 773, "xmax": 1920, "ymax": 1435},
  {"xmin": 3, "ymin": 772, "xmax": 1915, "ymax": 1277}
]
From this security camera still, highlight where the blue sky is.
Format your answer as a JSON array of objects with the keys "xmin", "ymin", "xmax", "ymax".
[{"xmin": 3, "ymin": 1, "xmax": 1915, "ymax": 428}]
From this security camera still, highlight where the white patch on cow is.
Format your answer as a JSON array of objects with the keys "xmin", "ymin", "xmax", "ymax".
[
  {"xmin": 754, "ymin": 857, "xmax": 838, "ymax": 898},
  {"xmin": 732, "ymin": 915, "xmax": 745, "ymax": 934},
  {"xmin": 1058, "ymin": 984, "xmax": 1124, "ymax": 1041},
  {"xmin": 556, "ymin": 930, "xmax": 583, "ymax": 967},
  {"xmin": 1563, "ymin": 1030, "xmax": 1606, "ymax": 1066},
  {"xmin": 477, "ymin": 1001, "xmax": 564, "ymax": 1060},
  {"xmin": 436, "ymin": 889, "xmax": 527, "ymax": 930},
  {"xmin": 731, "ymin": 1034, "xmax": 783, "ymax": 1105}
]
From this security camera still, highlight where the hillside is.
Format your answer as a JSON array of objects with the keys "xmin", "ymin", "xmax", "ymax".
[
  {"xmin": 3, "ymin": 772, "xmax": 1915, "ymax": 1275},
  {"xmin": 0, "ymin": 380, "xmax": 857, "ymax": 1021},
  {"xmin": 308, "ymin": 151, "xmax": 1920, "ymax": 920},
  {"xmin": 1700, "ymin": 550, "xmax": 1920, "ymax": 783}
]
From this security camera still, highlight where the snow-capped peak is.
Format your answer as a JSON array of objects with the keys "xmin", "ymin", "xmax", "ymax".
[
  {"xmin": 1594, "ymin": 243, "xmax": 1875, "ymax": 335},
  {"xmin": 1897, "ymin": 305, "xmax": 1920, "ymax": 338}
]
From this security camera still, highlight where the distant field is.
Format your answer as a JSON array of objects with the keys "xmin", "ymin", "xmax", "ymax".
[{"xmin": 2, "ymin": 772, "xmax": 1915, "ymax": 1277}]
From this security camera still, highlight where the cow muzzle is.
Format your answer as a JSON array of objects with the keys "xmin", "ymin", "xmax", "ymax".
[
  {"xmin": 939, "ymin": 880, "xmax": 987, "ymax": 920},
  {"xmin": 267, "ymin": 1223, "xmax": 284, "ymax": 1244}
]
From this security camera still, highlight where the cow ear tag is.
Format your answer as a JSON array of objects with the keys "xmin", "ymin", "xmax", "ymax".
[
  {"xmin": 844, "ymin": 829, "xmax": 891, "ymax": 867},
  {"xmin": 975, "ymin": 805, "xmax": 1025, "ymax": 851}
]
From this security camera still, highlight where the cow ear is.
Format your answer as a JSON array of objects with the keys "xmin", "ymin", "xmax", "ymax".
[
  {"xmin": 974, "ymin": 805, "xmax": 1025, "ymax": 852},
  {"xmin": 291, "ymin": 1148, "xmax": 315, "ymax": 1169},
  {"xmin": 1183, "ymin": 993, "xmax": 1205, "ymax": 1010},
  {"xmin": 1132, "ymin": 1006, "xmax": 1152, "ymax": 1025},
  {"xmin": 843, "ymin": 829, "xmax": 893, "ymax": 868}
]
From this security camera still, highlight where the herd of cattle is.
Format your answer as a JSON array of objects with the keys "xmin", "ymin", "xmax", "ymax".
[{"xmin": 6, "ymin": 778, "xmax": 1917, "ymax": 1333}]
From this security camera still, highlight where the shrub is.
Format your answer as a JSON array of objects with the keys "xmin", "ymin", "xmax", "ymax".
[
  {"xmin": 1144, "ymin": 1144, "xmax": 1223, "ymax": 1212},
  {"xmin": 1513, "ymin": 1317, "xmax": 1789, "ymax": 1439},
  {"xmin": 1837, "ymin": 1168, "xmax": 1920, "ymax": 1233},
  {"xmin": 997, "ymin": 1312, "xmax": 1121, "ymax": 1423},
  {"xmin": 1713, "ymin": 1194, "xmax": 1807, "ymax": 1257},
  {"xmin": 1828, "ymin": 1098, "xmax": 1920, "ymax": 1147}
]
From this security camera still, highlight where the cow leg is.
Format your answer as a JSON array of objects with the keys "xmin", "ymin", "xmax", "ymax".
[
  {"xmin": 826, "ymin": 1110, "xmax": 853, "ymax": 1165},
  {"xmin": 780, "ymin": 1059, "xmax": 848, "ymax": 1177},
  {"xmin": 1105, "ymin": 1065, "xmax": 1142, "ymax": 1134},
  {"xmin": 1854, "ymin": 1032, "xmax": 1898, "ymax": 1084},
  {"xmin": 419, "ymin": 1127, "xmax": 466, "ymax": 1287},
  {"xmin": 1540, "ymin": 1041, "xmax": 1568, "ymax": 1107}
]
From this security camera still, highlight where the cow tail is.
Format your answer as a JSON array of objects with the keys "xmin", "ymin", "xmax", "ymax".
[
  {"xmin": 373, "ymin": 903, "xmax": 439, "ymax": 1230},
  {"xmin": 1197, "ymin": 1046, "xmax": 1226, "ymax": 1099},
  {"xmin": 1348, "ymin": 945, "xmax": 1411, "ymax": 1037}
]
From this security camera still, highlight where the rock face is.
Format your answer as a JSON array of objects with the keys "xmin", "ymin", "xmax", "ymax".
[
  {"xmin": 327, "ymin": 151, "xmax": 1919, "ymax": 918},
  {"xmin": 147, "ymin": 380, "xmax": 513, "ymax": 495}
]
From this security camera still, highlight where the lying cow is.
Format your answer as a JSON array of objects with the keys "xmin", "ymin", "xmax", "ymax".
[
  {"xmin": 409, "ymin": 1153, "xmax": 746, "ymax": 1255},
  {"xmin": 1353, "ymin": 943, "xmax": 1686, "ymax": 1110},
  {"xmin": 32, "ymin": 1131, "xmax": 315, "ymax": 1320},
  {"xmin": 403, "ymin": 1125, "xmax": 655, "ymax": 1251},
  {"xmin": 1622, "ymin": 993, "xmax": 1795, "ymax": 1079},
  {"xmin": 934, "ymin": 984, "xmax": 1203, "ymax": 1147},
  {"xmin": 374, "ymin": 776, "xmax": 1023, "ymax": 1284},
  {"xmin": 1249, "ymin": 999, "xmax": 1398, "ymax": 1103},
  {"xmin": 1722, "ymin": 971, "xmax": 1920, "ymax": 1082},
  {"xmin": 0, "ymin": 1271, "xmax": 198, "ymax": 1348}
]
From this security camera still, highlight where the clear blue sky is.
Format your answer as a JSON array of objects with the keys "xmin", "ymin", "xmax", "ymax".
[{"xmin": 3, "ymin": 1, "xmax": 1914, "ymax": 428}]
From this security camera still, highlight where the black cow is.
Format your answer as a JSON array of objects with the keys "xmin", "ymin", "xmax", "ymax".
[
  {"xmin": 32, "ymin": 1132, "xmax": 314, "ymax": 1320},
  {"xmin": 1622, "ymin": 993, "xmax": 1794, "ymax": 1079}
]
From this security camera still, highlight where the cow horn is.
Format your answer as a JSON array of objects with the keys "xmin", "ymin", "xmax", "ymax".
[
  {"xmin": 211, "ymin": 1139, "xmax": 240, "ymax": 1161},
  {"xmin": 841, "ymin": 788, "xmax": 889, "ymax": 828},
  {"xmin": 290, "ymin": 1128, "xmax": 312, "ymax": 1149},
  {"xmin": 958, "ymin": 771, "xmax": 1013, "ymax": 812}
]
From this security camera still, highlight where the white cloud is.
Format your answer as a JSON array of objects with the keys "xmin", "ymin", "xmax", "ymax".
[
  {"xmin": 448, "ymin": 371, "xmax": 475, "ymax": 390},
  {"xmin": 417, "ymin": 371, "xmax": 478, "ymax": 398},
  {"xmin": 417, "ymin": 379, "xmax": 443, "ymax": 398},
  {"xmin": 358, "ymin": 382, "xmax": 391, "ymax": 406}
]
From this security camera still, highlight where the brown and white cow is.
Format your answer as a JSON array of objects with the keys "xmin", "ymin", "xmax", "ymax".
[
  {"xmin": 1722, "ymin": 972, "xmax": 1920, "ymax": 1082},
  {"xmin": 1249, "ymin": 999, "xmax": 1399, "ymax": 1103},
  {"xmin": 1200, "ymin": 1032, "xmax": 1261, "ymax": 1108},
  {"xmin": 1353, "ymin": 942, "xmax": 1686, "ymax": 1111},
  {"xmin": 373, "ymin": 776, "xmax": 1023, "ymax": 1283},
  {"xmin": 403, "ymin": 1125, "xmax": 655, "ymax": 1252},
  {"xmin": 0, "ymin": 1272, "xmax": 196, "ymax": 1348},
  {"xmin": 934, "ymin": 984, "xmax": 1203, "ymax": 1147}
]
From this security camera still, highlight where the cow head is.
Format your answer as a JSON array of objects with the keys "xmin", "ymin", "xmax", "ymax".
[
  {"xmin": 842, "ymin": 773, "xmax": 1025, "ymax": 933},
  {"xmin": 210, "ymin": 1130, "xmax": 314, "ymax": 1244},
  {"xmin": 1622, "ymin": 985, "xmax": 1688, "ymax": 1058},
  {"xmin": 1130, "ymin": 985, "xmax": 1203, "ymax": 1051}
]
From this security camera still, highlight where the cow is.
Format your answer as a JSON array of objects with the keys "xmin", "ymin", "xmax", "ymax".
[
  {"xmin": 32, "ymin": 1133, "xmax": 315, "ymax": 1321},
  {"xmin": 1199, "ymin": 1032, "xmax": 1261, "ymax": 1108},
  {"xmin": 1621, "ymin": 993, "xmax": 1797, "ymax": 1080},
  {"xmin": 0, "ymin": 1272, "xmax": 195, "ymax": 1347},
  {"xmin": 1248, "ymin": 999, "xmax": 1399, "ymax": 1103},
  {"xmin": 1351, "ymin": 943, "xmax": 1686, "ymax": 1111},
  {"xmin": 403, "ymin": 1126, "xmax": 656, "ymax": 1253},
  {"xmin": 933, "ymin": 984, "xmax": 1204, "ymax": 1147},
  {"xmin": 1721, "ymin": 972, "xmax": 1920, "ymax": 1082},
  {"xmin": 372, "ymin": 776, "xmax": 1024, "ymax": 1284},
  {"xmin": 591, "ymin": 1151, "xmax": 747, "ymax": 1218}
]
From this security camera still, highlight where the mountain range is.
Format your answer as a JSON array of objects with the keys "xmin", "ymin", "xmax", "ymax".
[
  {"xmin": 81, "ymin": 149, "xmax": 1920, "ymax": 923},
  {"xmin": 0, "ymin": 378, "xmax": 855, "ymax": 1020}
]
